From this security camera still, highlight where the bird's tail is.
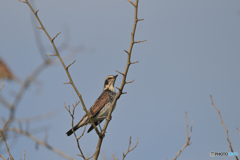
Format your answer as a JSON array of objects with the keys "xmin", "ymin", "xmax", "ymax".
[{"xmin": 66, "ymin": 124, "xmax": 81, "ymax": 136}]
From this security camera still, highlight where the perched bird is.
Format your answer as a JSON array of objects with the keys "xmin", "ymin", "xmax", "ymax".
[{"xmin": 66, "ymin": 75, "xmax": 118, "ymax": 136}]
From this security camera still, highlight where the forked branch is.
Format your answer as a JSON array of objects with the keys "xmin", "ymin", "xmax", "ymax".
[
  {"xmin": 112, "ymin": 136, "xmax": 138, "ymax": 160},
  {"xmin": 64, "ymin": 101, "xmax": 86, "ymax": 158}
]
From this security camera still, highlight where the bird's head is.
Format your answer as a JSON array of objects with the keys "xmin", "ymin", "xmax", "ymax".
[{"xmin": 103, "ymin": 75, "xmax": 118, "ymax": 92}]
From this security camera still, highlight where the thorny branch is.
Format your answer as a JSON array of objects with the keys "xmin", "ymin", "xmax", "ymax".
[
  {"xmin": 19, "ymin": 0, "xmax": 101, "ymax": 138},
  {"xmin": 173, "ymin": 112, "xmax": 193, "ymax": 160},
  {"xmin": 94, "ymin": 0, "xmax": 145, "ymax": 159},
  {"xmin": 112, "ymin": 136, "xmax": 138, "ymax": 160},
  {"xmin": 210, "ymin": 95, "xmax": 239, "ymax": 160}
]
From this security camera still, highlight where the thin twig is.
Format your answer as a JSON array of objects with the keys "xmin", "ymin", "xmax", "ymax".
[
  {"xmin": 134, "ymin": 39, "xmax": 147, "ymax": 43},
  {"xmin": 173, "ymin": 112, "xmax": 193, "ymax": 160},
  {"xmin": 112, "ymin": 154, "xmax": 118, "ymax": 160},
  {"xmin": 210, "ymin": 95, "xmax": 239, "ymax": 160},
  {"xmin": 51, "ymin": 32, "xmax": 61, "ymax": 42},
  {"xmin": 122, "ymin": 137, "xmax": 138, "ymax": 160},
  {"xmin": 130, "ymin": 61, "xmax": 139, "ymax": 64},
  {"xmin": 124, "ymin": 50, "xmax": 129, "ymax": 54},
  {"xmin": 116, "ymin": 70, "xmax": 125, "ymax": 76},
  {"xmin": 125, "ymin": 79, "xmax": 135, "ymax": 84},
  {"xmin": 65, "ymin": 60, "xmax": 76, "ymax": 70},
  {"xmin": 85, "ymin": 148, "xmax": 99, "ymax": 160},
  {"xmin": 127, "ymin": 0, "xmax": 136, "ymax": 7},
  {"xmin": 64, "ymin": 102, "xmax": 85, "ymax": 159}
]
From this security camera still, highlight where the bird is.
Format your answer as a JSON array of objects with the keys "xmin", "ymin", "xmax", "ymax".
[{"xmin": 66, "ymin": 75, "xmax": 118, "ymax": 136}]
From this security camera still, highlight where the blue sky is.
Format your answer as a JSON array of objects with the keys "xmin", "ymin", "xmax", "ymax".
[{"xmin": 1, "ymin": 0, "xmax": 240, "ymax": 160}]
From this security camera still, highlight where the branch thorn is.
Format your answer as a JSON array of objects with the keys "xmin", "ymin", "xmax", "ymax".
[
  {"xmin": 127, "ymin": 0, "xmax": 136, "ymax": 7},
  {"xmin": 65, "ymin": 60, "xmax": 76, "ymax": 70},
  {"xmin": 19, "ymin": 0, "xmax": 27, "ymax": 3},
  {"xmin": 126, "ymin": 79, "xmax": 135, "ymax": 84},
  {"xmin": 116, "ymin": 70, "xmax": 124, "ymax": 76},
  {"xmin": 134, "ymin": 39, "xmax": 147, "ymax": 43},
  {"xmin": 124, "ymin": 50, "xmax": 129, "ymax": 54},
  {"xmin": 63, "ymin": 82, "xmax": 71, "ymax": 84},
  {"xmin": 51, "ymin": 32, "xmax": 61, "ymax": 42},
  {"xmin": 130, "ymin": 61, "xmax": 139, "ymax": 64},
  {"xmin": 46, "ymin": 54, "xmax": 57, "ymax": 56},
  {"xmin": 35, "ymin": 10, "xmax": 39, "ymax": 15},
  {"xmin": 36, "ymin": 26, "xmax": 42, "ymax": 29}
]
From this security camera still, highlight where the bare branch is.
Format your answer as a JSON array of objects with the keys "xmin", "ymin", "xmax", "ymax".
[
  {"xmin": 122, "ymin": 137, "xmax": 138, "ymax": 160},
  {"xmin": 137, "ymin": 18, "xmax": 144, "ymax": 21},
  {"xmin": 0, "ymin": 78, "xmax": 4, "ymax": 91},
  {"xmin": 112, "ymin": 154, "xmax": 119, "ymax": 160},
  {"xmin": 85, "ymin": 148, "xmax": 99, "ymax": 160},
  {"xmin": 94, "ymin": 1, "xmax": 143, "ymax": 158},
  {"xmin": 77, "ymin": 125, "xmax": 87, "ymax": 140},
  {"xmin": 24, "ymin": 150, "xmax": 25, "ymax": 160},
  {"xmin": 65, "ymin": 101, "xmax": 86, "ymax": 158},
  {"xmin": 210, "ymin": 95, "xmax": 239, "ymax": 160},
  {"xmin": 173, "ymin": 112, "xmax": 193, "ymax": 160}
]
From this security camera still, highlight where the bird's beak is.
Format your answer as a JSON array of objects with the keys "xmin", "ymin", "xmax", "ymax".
[{"xmin": 114, "ymin": 75, "xmax": 118, "ymax": 78}]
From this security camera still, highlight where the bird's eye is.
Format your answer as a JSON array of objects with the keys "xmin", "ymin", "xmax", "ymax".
[{"xmin": 104, "ymin": 79, "xmax": 109, "ymax": 85}]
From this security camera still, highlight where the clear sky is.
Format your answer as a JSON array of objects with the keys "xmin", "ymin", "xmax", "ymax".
[{"xmin": 1, "ymin": 0, "xmax": 240, "ymax": 160}]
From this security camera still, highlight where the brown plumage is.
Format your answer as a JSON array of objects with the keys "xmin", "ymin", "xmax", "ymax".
[{"xmin": 66, "ymin": 75, "xmax": 117, "ymax": 136}]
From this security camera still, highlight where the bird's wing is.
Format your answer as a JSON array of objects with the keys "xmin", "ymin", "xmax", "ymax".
[
  {"xmin": 75, "ymin": 91, "xmax": 109, "ymax": 127},
  {"xmin": 89, "ymin": 91, "xmax": 109, "ymax": 117}
]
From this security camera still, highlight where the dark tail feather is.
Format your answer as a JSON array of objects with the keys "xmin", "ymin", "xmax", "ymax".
[
  {"xmin": 87, "ymin": 120, "xmax": 103, "ymax": 133},
  {"xmin": 66, "ymin": 125, "xmax": 80, "ymax": 136}
]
